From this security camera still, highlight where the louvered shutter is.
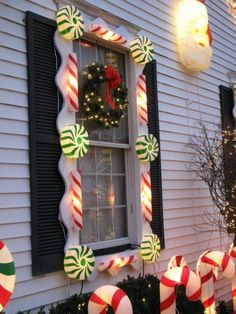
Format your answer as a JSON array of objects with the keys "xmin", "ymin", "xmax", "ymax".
[
  {"xmin": 143, "ymin": 60, "xmax": 165, "ymax": 247},
  {"xmin": 26, "ymin": 12, "xmax": 65, "ymax": 275},
  {"xmin": 220, "ymin": 85, "xmax": 234, "ymax": 129}
]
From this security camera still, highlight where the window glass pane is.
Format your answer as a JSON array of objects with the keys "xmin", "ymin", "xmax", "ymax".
[
  {"xmin": 74, "ymin": 39, "xmax": 128, "ymax": 144},
  {"xmin": 79, "ymin": 147, "xmax": 128, "ymax": 244}
]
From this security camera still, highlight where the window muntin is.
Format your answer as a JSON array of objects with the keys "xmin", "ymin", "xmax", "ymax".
[{"xmin": 74, "ymin": 39, "xmax": 130, "ymax": 247}]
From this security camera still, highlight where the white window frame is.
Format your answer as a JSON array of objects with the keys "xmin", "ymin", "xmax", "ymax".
[{"xmin": 55, "ymin": 3, "xmax": 153, "ymax": 278}]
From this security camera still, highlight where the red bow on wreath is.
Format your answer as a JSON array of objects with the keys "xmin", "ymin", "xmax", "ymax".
[{"xmin": 105, "ymin": 65, "xmax": 121, "ymax": 110}]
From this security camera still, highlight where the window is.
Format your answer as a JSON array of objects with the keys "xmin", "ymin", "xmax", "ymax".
[
  {"xmin": 74, "ymin": 40, "xmax": 131, "ymax": 251},
  {"xmin": 26, "ymin": 11, "xmax": 164, "ymax": 275}
]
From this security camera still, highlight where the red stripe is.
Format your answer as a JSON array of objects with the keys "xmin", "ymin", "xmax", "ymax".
[
  {"xmin": 74, "ymin": 220, "xmax": 82, "ymax": 229},
  {"xmin": 201, "ymin": 271, "xmax": 214, "ymax": 284},
  {"xmin": 69, "ymin": 98, "xmax": 78, "ymax": 111},
  {"xmin": 160, "ymin": 290, "xmax": 175, "ymax": 311},
  {"xmin": 188, "ymin": 287, "xmax": 201, "ymax": 301},
  {"xmin": 176, "ymin": 256, "xmax": 182, "ymax": 267},
  {"xmin": 68, "ymin": 54, "xmax": 77, "ymax": 67},
  {"xmin": 0, "ymin": 241, "xmax": 4, "ymax": 249},
  {"xmin": 0, "ymin": 285, "xmax": 12, "ymax": 308},
  {"xmin": 232, "ymin": 288, "xmax": 236, "ymax": 298},
  {"xmin": 231, "ymin": 250, "xmax": 236, "ymax": 258},
  {"xmin": 70, "ymin": 84, "xmax": 78, "ymax": 97},
  {"xmin": 90, "ymin": 292, "xmax": 106, "ymax": 306},
  {"xmin": 161, "ymin": 275, "xmax": 178, "ymax": 288},
  {"xmin": 73, "ymin": 206, "xmax": 82, "ymax": 216},
  {"xmin": 69, "ymin": 67, "xmax": 77, "ymax": 80},
  {"xmin": 181, "ymin": 266, "xmax": 190, "ymax": 286},
  {"xmin": 201, "ymin": 255, "xmax": 218, "ymax": 267},
  {"xmin": 72, "ymin": 174, "xmax": 81, "ymax": 188},
  {"xmin": 142, "ymin": 174, "xmax": 151, "ymax": 189},
  {"xmin": 111, "ymin": 289, "xmax": 126, "ymax": 312},
  {"xmin": 222, "ymin": 254, "xmax": 230, "ymax": 272},
  {"xmin": 203, "ymin": 294, "xmax": 215, "ymax": 308}
]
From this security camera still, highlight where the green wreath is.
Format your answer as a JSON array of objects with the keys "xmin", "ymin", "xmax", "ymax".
[{"xmin": 82, "ymin": 63, "xmax": 128, "ymax": 128}]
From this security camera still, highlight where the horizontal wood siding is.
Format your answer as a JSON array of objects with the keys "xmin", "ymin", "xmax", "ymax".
[{"xmin": 0, "ymin": 0, "xmax": 235, "ymax": 312}]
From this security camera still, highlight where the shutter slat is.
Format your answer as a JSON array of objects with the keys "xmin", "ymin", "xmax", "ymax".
[
  {"xmin": 143, "ymin": 60, "xmax": 165, "ymax": 248},
  {"xmin": 26, "ymin": 11, "xmax": 65, "ymax": 276}
]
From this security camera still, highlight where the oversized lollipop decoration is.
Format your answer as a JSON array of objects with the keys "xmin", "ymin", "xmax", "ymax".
[
  {"xmin": 60, "ymin": 124, "xmax": 89, "ymax": 158},
  {"xmin": 64, "ymin": 245, "xmax": 95, "ymax": 280},
  {"xmin": 141, "ymin": 234, "xmax": 161, "ymax": 262},
  {"xmin": 130, "ymin": 36, "xmax": 154, "ymax": 64},
  {"xmin": 0, "ymin": 240, "xmax": 16, "ymax": 312},
  {"xmin": 56, "ymin": 5, "xmax": 84, "ymax": 40},
  {"xmin": 136, "ymin": 134, "xmax": 159, "ymax": 162}
]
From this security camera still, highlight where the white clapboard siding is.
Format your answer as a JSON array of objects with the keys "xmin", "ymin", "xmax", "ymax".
[{"xmin": 0, "ymin": 0, "xmax": 236, "ymax": 312}]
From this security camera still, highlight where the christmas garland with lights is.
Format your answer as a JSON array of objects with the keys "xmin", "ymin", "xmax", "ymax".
[{"xmin": 82, "ymin": 63, "xmax": 128, "ymax": 128}]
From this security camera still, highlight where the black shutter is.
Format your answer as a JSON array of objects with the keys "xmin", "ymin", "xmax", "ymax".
[
  {"xmin": 26, "ymin": 12, "xmax": 65, "ymax": 275},
  {"xmin": 219, "ymin": 85, "xmax": 234, "ymax": 129},
  {"xmin": 143, "ymin": 60, "xmax": 165, "ymax": 248}
]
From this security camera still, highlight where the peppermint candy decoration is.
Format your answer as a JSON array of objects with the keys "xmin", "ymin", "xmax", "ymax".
[
  {"xmin": 60, "ymin": 124, "xmax": 89, "ymax": 158},
  {"xmin": 56, "ymin": 5, "xmax": 84, "ymax": 40},
  {"xmin": 64, "ymin": 245, "xmax": 95, "ymax": 280},
  {"xmin": 130, "ymin": 36, "xmax": 154, "ymax": 64},
  {"xmin": 135, "ymin": 134, "xmax": 159, "ymax": 162},
  {"xmin": 0, "ymin": 241, "xmax": 16, "ymax": 312},
  {"xmin": 141, "ymin": 234, "xmax": 160, "ymax": 262}
]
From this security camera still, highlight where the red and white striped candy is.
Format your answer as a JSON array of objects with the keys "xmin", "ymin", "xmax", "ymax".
[
  {"xmin": 141, "ymin": 171, "xmax": 152, "ymax": 222},
  {"xmin": 67, "ymin": 53, "xmax": 79, "ymax": 112},
  {"xmin": 197, "ymin": 251, "xmax": 235, "ymax": 314},
  {"xmin": 137, "ymin": 75, "xmax": 148, "ymax": 125},
  {"xmin": 88, "ymin": 285, "xmax": 133, "ymax": 314},
  {"xmin": 168, "ymin": 255, "xmax": 188, "ymax": 270},
  {"xmin": 89, "ymin": 24, "xmax": 127, "ymax": 45},
  {"xmin": 71, "ymin": 170, "xmax": 82, "ymax": 230},
  {"xmin": 98, "ymin": 256, "xmax": 135, "ymax": 276},
  {"xmin": 160, "ymin": 266, "xmax": 201, "ymax": 314},
  {"xmin": 230, "ymin": 245, "xmax": 236, "ymax": 314}
]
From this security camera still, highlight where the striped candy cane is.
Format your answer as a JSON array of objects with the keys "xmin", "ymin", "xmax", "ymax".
[
  {"xmin": 141, "ymin": 171, "xmax": 152, "ymax": 222},
  {"xmin": 67, "ymin": 53, "xmax": 79, "ymax": 112},
  {"xmin": 160, "ymin": 266, "xmax": 201, "ymax": 314},
  {"xmin": 197, "ymin": 251, "xmax": 235, "ymax": 314},
  {"xmin": 89, "ymin": 24, "xmax": 127, "ymax": 45},
  {"xmin": 98, "ymin": 256, "xmax": 136, "ymax": 276},
  {"xmin": 230, "ymin": 245, "xmax": 236, "ymax": 314},
  {"xmin": 168, "ymin": 255, "xmax": 188, "ymax": 270},
  {"xmin": 137, "ymin": 75, "xmax": 148, "ymax": 125},
  {"xmin": 71, "ymin": 170, "xmax": 83, "ymax": 230}
]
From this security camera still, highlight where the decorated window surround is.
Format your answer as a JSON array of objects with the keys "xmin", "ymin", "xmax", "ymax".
[{"xmin": 55, "ymin": 5, "xmax": 157, "ymax": 279}]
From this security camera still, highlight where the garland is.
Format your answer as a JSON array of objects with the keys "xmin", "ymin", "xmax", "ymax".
[{"xmin": 82, "ymin": 63, "xmax": 128, "ymax": 128}]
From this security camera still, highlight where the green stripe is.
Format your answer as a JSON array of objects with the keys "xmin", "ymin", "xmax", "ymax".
[{"xmin": 0, "ymin": 262, "xmax": 15, "ymax": 276}]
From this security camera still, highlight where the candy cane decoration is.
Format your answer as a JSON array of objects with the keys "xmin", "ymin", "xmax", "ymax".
[
  {"xmin": 168, "ymin": 255, "xmax": 188, "ymax": 269},
  {"xmin": 137, "ymin": 75, "xmax": 148, "ymax": 125},
  {"xmin": 230, "ymin": 245, "xmax": 236, "ymax": 314},
  {"xmin": 89, "ymin": 24, "xmax": 127, "ymax": 45},
  {"xmin": 160, "ymin": 266, "xmax": 201, "ymax": 314},
  {"xmin": 197, "ymin": 251, "xmax": 235, "ymax": 314},
  {"xmin": 88, "ymin": 285, "xmax": 133, "ymax": 314},
  {"xmin": 71, "ymin": 170, "xmax": 83, "ymax": 230},
  {"xmin": 141, "ymin": 171, "xmax": 152, "ymax": 222},
  {"xmin": 98, "ymin": 256, "xmax": 136, "ymax": 276},
  {"xmin": 67, "ymin": 53, "xmax": 79, "ymax": 112}
]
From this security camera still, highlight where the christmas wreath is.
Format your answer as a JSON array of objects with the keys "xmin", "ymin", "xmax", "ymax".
[{"xmin": 82, "ymin": 63, "xmax": 128, "ymax": 128}]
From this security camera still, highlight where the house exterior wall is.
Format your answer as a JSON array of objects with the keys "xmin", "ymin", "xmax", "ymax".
[{"xmin": 0, "ymin": 0, "xmax": 235, "ymax": 312}]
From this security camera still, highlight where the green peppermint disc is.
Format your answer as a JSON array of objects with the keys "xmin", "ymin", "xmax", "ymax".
[
  {"xmin": 56, "ymin": 5, "xmax": 84, "ymax": 40},
  {"xmin": 0, "ymin": 241, "xmax": 16, "ymax": 312},
  {"xmin": 135, "ymin": 134, "xmax": 159, "ymax": 162},
  {"xmin": 64, "ymin": 245, "xmax": 95, "ymax": 280},
  {"xmin": 141, "ymin": 234, "xmax": 160, "ymax": 262},
  {"xmin": 130, "ymin": 36, "xmax": 154, "ymax": 64},
  {"xmin": 60, "ymin": 124, "xmax": 89, "ymax": 159}
]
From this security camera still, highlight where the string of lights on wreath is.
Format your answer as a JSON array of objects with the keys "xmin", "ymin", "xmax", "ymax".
[{"xmin": 82, "ymin": 63, "xmax": 128, "ymax": 128}]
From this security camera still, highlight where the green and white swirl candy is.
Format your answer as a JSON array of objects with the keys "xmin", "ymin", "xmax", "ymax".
[
  {"xmin": 135, "ymin": 134, "xmax": 159, "ymax": 162},
  {"xmin": 141, "ymin": 234, "xmax": 160, "ymax": 262},
  {"xmin": 64, "ymin": 245, "xmax": 95, "ymax": 280},
  {"xmin": 130, "ymin": 36, "xmax": 154, "ymax": 64},
  {"xmin": 60, "ymin": 124, "xmax": 89, "ymax": 159},
  {"xmin": 56, "ymin": 5, "xmax": 84, "ymax": 40}
]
